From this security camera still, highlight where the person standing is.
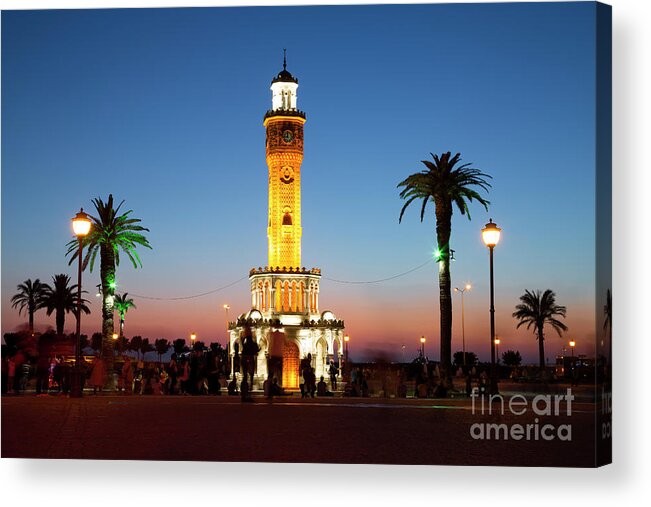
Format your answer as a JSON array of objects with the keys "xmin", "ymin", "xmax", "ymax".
[
  {"xmin": 7, "ymin": 356, "xmax": 16, "ymax": 394},
  {"xmin": 328, "ymin": 360, "xmax": 338, "ymax": 391},
  {"xmin": 89, "ymin": 355, "xmax": 106, "ymax": 395},
  {"xmin": 121, "ymin": 356, "xmax": 133, "ymax": 395},
  {"xmin": 241, "ymin": 326, "xmax": 259, "ymax": 390}
]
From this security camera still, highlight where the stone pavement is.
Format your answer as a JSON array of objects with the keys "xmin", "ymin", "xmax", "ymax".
[{"xmin": 2, "ymin": 394, "xmax": 598, "ymax": 466}]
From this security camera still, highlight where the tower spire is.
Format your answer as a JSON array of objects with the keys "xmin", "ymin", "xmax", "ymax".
[{"xmin": 283, "ymin": 48, "xmax": 287, "ymax": 70}]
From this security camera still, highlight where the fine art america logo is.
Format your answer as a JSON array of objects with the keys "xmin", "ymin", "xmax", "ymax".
[{"xmin": 469, "ymin": 388, "xmax": 574, "ymax": 441}]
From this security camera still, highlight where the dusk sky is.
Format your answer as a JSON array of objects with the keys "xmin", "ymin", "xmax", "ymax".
[{"xmin": 2, "ymin": 2, "xmax": 599, "ymax": 363}]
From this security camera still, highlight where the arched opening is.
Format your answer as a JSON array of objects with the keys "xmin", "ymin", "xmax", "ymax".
[
  {"xmin": 282, "ymin": 213, "xmax": 292, "ymax": 225},
  {"xmin": 298, "ymin": 282, "xmax": 305, "ymax": 312},
  {"xmin": 283, "ymin": 281, "xmax": 290, "ymax": 312},
  {"xmin": 275, "ymin": 280, "xmax": 282, "ymax": 311},
  {"xmin": 316, "ymin": 338, "xmax": 327, "ymax": 380},
  {"xmin": 291, "ymin": 281, "xmax": 297, "ymax": 312},
  {"xmin": 282, "ymin": 340, "xmax": 299, "ymax": 389},
  {"xmin": 257, "ymin": 338, "xmax": 268, "ymax": 379}
]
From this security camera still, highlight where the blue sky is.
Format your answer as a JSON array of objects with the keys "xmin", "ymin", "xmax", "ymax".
[{"xmin": 2, "ymin": 2, "xmax": 598, "ymax": 362}]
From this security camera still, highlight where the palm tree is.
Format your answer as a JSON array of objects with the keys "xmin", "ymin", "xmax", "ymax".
[
  {"xmin": 154, "ymin": 338, "xmax": 171, "ymax": 362},
  {"xmin": 114, "ymin": 293, "xmax": 136, "ymax": 338},
  {"xmin": 42, "ymin": 274, "xmax": 91, "ymax": 335},
  {"xmin": 11, "ymin": 278, "xmax": 48, "ymax": 333},
  {"xmin": 398, "ymin": 152, "xmax": 491, "ymax": 386},
  {"xmin": 512, "ymin": 289, "xmax": 568, "ymax": 372},
  {"xmin": 66, "ymin": 194, "xmax": 151, "ymax": 377}
]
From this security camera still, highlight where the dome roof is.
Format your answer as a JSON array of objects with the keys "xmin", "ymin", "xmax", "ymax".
[{"xmin": 271, "ymin": 50, "xmax": 298, "ymax": 84}]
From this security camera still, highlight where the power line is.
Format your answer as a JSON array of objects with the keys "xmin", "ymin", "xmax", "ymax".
[
  {"xmin": 122, "ymin": 258, "xmax": 434, "ymax": 300},
  {"xmin": 322, "ymin": 258, "xmax": 434, "ymax": 284},
  {"xmin": 125, "ymin": 276, "xmax": 249, "ymax": 301}
]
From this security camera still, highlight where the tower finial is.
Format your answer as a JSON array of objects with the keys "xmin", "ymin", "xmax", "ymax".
[{"xmin": 283, "ymin": 48, "xmax": 287, "ymax": 70}]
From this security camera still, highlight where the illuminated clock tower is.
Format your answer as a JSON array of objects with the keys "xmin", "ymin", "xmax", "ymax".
[
  {"xmin": 264, "ymin": 54, "xmax": 305, "ymax": 268},
  {"xmin": 229, "ymin": 54, "xmax": 345, "ymax": 390}
]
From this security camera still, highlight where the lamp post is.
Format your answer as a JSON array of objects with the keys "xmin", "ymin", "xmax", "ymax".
[
  {"xmin": 190, "ymin": 332, "xmax": 197, "ymax": 351},
  {"xmin": 223, "ymin": 304, "xmax": 230, "ymax": 374},
  {"xmin": 454, "ymin": 284, "xmax": 472, "ymax": 368},
  {"xmin": 494, "ymin": 337, "xmax": 500, "ymax": 363},
  {"xmin": 420, "ymin": 336, "xmax": 426, "ymax": 358},
  {"xmin": 482, "ymin": 218, "xmax": 501, "ymax": 395},
  {"xmin": 344, "ymin": 335, "xmax": 350, "ymax": 376},
  {"xmin": 70, "ymin": 208, "xmax": 92, "ymax": 398},
  {"xmin": 112, "ymin": 333, "xmax": 119, "ymax": 356},
  {"xmin": 401, "ymin": 344, "xmax": 406, "ymax": 363},
  {"xmin": 569, "ymin": 340, "xmax": 576, "ymax": 358}
]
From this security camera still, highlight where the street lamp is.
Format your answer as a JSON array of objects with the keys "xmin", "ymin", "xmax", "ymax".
[
  {"xmin": 401, "ymin": 344, "xmax": 406, "ymax": 363},
  {"xmin": 190, "ymin": 332, "xmax": 197, "ymax": 351},
  {"xmin": 569, "ymin": 340, "xmax": 576, "ymax": 358},
  {"xmin": 454, "ymin": 283, "xmax": 472, "ymax": 368},
  {"xmin": 70, "ymin": 208, "xmax": 92, "ymax": 398},
  {"xmin": 420, "ymin": 336, "xmax": 426, "ymax": 358},
  {"xmin": 494, "ymin": 337, "xmax": 501, "ymax": 363},
  {"xmin": 344, "ymin": 335, "xmax": 350, "ymax": 375},
  {"xmin": 482, "ymin": 218, "xmax": 501, "ymax": 394}
]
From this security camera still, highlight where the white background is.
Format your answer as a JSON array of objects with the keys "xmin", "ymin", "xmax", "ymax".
[{"xmin": 1, "ymin": 0, "xmax": 649, "ymax": 504}]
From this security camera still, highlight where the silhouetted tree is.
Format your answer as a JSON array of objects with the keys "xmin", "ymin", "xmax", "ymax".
[
  {"xmin": 453, "ymin": 351, "xmax": 478, "ymax": 367},
  {"xmin": 90, "ymin": 332, "xmax": 103, "ymax": 354},
  {"xmin": 192, "ymin": 340, "xmax": 206, "ymax": 352},
  {"xmin": 129, "ymin": 335, "xmax": 143, "ymax": 359},
  {"xmin": 42, "ymin": 274, "xmax": 91, "ymax": 335},
  {"xmin": 66, "ymin": 194, "xmax": 151, "ymax": 380},
  {"xmin": 501, "ymin": 349, "xmax": 522, "ymax": 367},
  {"xmin": 114, "ymin": 293, "xmax": 136, "ymax": 337},
  {"xmin": 513, "ymin": 289, "xmax": 568, "ymax": 371},
  {"xmin": 398, "ymin": 152, "xmax": 491, "ymax": 387},
  {"xmin": 139, "ymin": 338, "xmax": 154, "ymax": 361},
  {"xmin": 173, "ymin": 338, "xmax": 189, "ymax": 356},
  {"xmin": 11, "ymin": 279, "xmax": 48, "ymax": 333},
  {"xmin": 154, "ymin": 338, "xmax": 170, "ymax": 362}
]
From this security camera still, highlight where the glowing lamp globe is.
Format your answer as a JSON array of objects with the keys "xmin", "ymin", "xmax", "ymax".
[
  {"xmin": 494, "ymin": 338, "xmax": 500, "ymax": 345},
  {"xmin": 344, "ymin": 335, "xmax": 350, "ymax": 343},
  {"xmin": 72, "ymin": 208, "xmax": 92, "ymax": 237},
  {"xmin": 190, "ymin": 332, "xmax": 197, "ymax": 341},
  {"xmin": 112, "ymin": 333, "xmax": 118, "ymax": 340},
  {"xmin": 420, "ymin": 336, "xmax": 426, "ymax": 344},
  {"xmin": 465, "ymin": 284, "xmax": 472, "ymax": 290},
  {"xmin": 569, "ymin": 340, "xmax": 576, "ymax": 348},
  {"xmin": 481, "ymin": 219, "xmax": 501, "ymax": 248}
]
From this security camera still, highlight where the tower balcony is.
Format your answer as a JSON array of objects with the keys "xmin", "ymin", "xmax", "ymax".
[{"xmin": 263, "ymin": 108, "xmax": 306, "ymax": 121}]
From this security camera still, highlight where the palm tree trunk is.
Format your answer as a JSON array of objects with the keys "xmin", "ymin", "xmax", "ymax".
[
  {"xmin": 100, "ymin": 245, "xmax": 116, "ymax": 388},
  {"xmin": 538, "ymin": 327, "xmax": 545, "ymax": 372},
  {"xmin": 29, "ymin": 305, "xmax": 35, "ymax": 334},
  {"xmin": 435, "ymin": 202, "xmax": 453, "ymax": 388},
  {"xmin": 56, "ymin": 307, "xmax": 65, "ymax": 335}
]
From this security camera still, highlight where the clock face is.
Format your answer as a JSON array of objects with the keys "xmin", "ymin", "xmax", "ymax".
[{"xmin": 282, "ymin": 130, "xmax": 294, "ymax": 143}]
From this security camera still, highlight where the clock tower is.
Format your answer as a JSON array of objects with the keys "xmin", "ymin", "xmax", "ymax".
[
  {"xmin": 264, "ymin": 52, "xmax": 305, "ymax": 268},
  {"xmin": 228, "ymin": 54, "xmax": 345, "ymax": 390}
]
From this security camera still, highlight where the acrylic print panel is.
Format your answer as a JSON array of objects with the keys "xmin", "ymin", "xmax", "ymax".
[{"xmin": 0, "ymin": 1, "xmax": 611, "ymax": 467}]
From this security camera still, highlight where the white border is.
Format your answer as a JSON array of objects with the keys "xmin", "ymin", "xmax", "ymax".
[{"xmin": 1, "ymin": 0, "xmax": 649, "ymax": 505}]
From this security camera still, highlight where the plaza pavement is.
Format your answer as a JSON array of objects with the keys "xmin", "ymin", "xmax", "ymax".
[{"xmin": 2, "ymin": 391, "xmax": 598, "ymax": 466}]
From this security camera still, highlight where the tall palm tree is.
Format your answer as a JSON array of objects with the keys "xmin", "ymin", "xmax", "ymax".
[
  {"xmin": 398, "ymin": 152, "xmax": 491, "ymax": 386},
  {"xmin": 114, "ymin": 293, "xmax": 136, "ymax": 337},
  {"xmin": 66, "ymin": 194, "xmax": 151, "ymax": 377},
  {"xmin": 42, "ymin": 274, "xmax": 91, "ymax": 335},
  {"xmin": 512, "ymin": 289, "xmax": 568, "ymax": 372},
  {"xmin": 11, "ymin": 278, "xmax": 48, "ymax": 333}
]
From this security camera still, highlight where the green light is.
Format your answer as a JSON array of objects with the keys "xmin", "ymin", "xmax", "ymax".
[
  {"xmin": 109, "ymin": 281, "xmax": 116, "ymax": 289},
  {"xmin": 433, "ymin": 248, "xmax": 442, "ymax": 261}
]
